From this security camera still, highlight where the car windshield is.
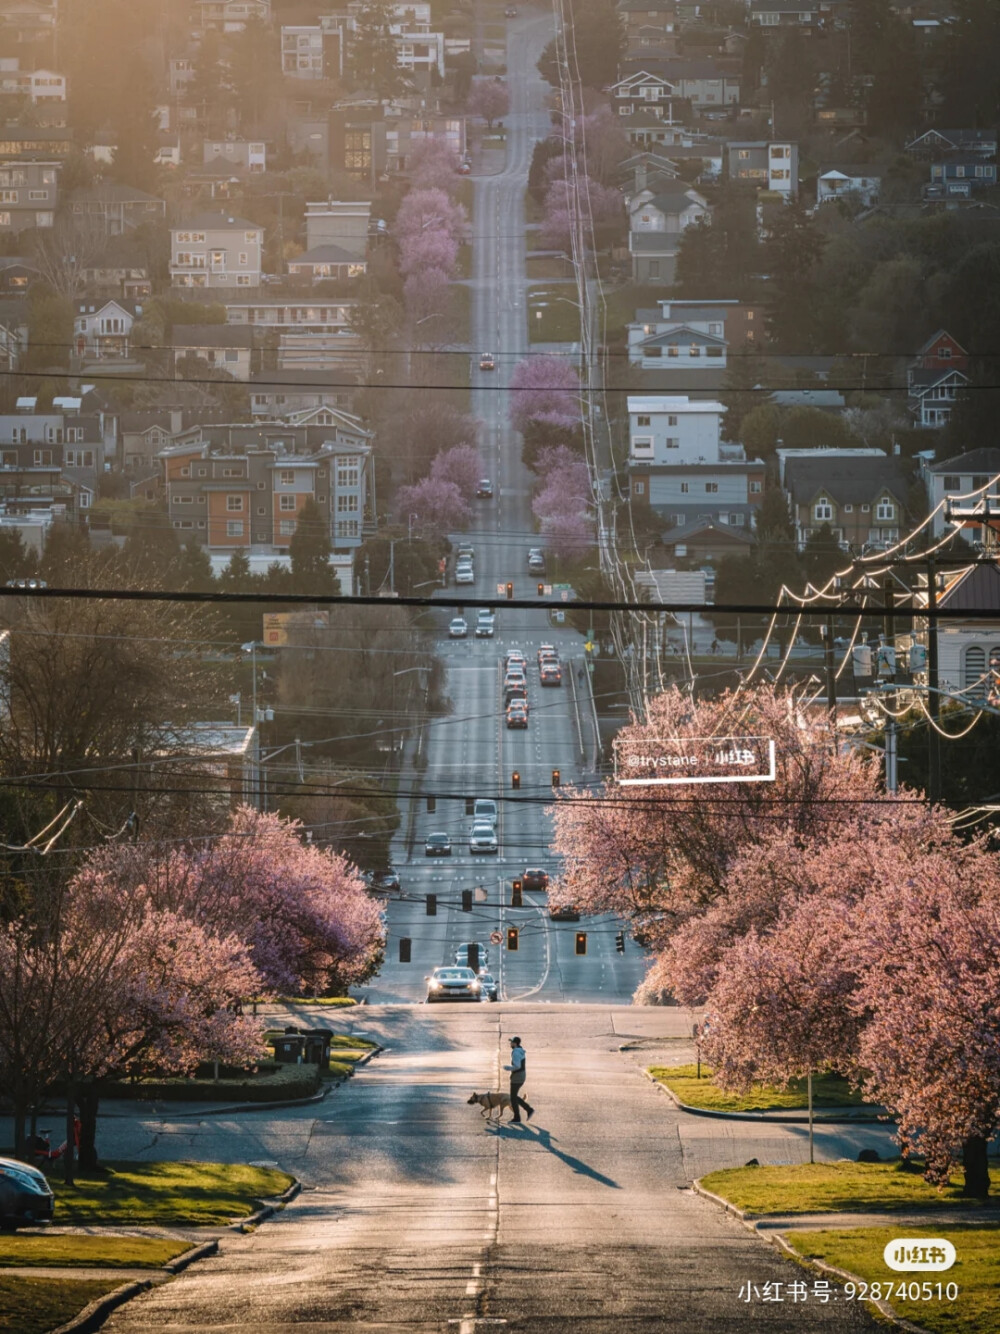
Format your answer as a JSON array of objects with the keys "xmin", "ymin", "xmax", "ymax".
[{"xmin": 435, "ymin": 969, "xmax": 474, "ymax": 981}]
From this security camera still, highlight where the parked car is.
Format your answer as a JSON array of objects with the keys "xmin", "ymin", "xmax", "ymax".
[
  {"xmin": 479, "ymin": 351, "xmax": 495, "ymax": 370},
  {"xmin": 449, "ymin": 617, "xmax": 468, "ymax": 638},
  {"xmin": 0, "ymin": 1157, "xmax": 54, "ymax": 1229},
  {"xmin": 469, "ymin": 821, "xmax": 499, "ymax": 854},
  {"xmin": 477, "ymin": 971, "xmax": 499, "ymax": 1001},
  {"xmin": 426, "ymin": 966, "xmax": 481, "ymax": 1003},
  {"xmin": 474, "ymin": 799, "xmax": 498, "ymax": 826},
  {"xmin": 424, "ymin": 832, "xmax": 452, "ymax": 856},
  {"xmin": 522, "ymin": 867, "xmax": 549, "ymax": 891},
  {"xmin": 455, "ymin": 942, "xmax": 489, "ymax": 968},
  {"xmin": 477, "ymin": 478, "xmax": 494, "ymax": 498},
  {"xmin": 458, "ymin": 161, "xmax": 471, "ymax": 174}
]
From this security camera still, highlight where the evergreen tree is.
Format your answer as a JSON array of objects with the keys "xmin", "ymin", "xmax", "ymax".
[
  {"xmin": 764, "ymin": 200, "xmax": 825, "ymax": 351},
  {"xmin": 219, "ymin": 548, "xmax": 255, "ymax": 593},
  {"xmin": 673, "ymin": 219, "xmax": 724, "ymax": 296},
  {"xmin": 110, "ymin": 59, "xmax": 161, "ymax": 192},
  {"xmin": 229, "ymin": 17, "xmax": 277, "ymax": 131},
  {"xmin": 0, "ymin": 528, "xmax": 35, "ymax": 583},
  {"xmin": 721, "ymin": 355, "xmax": 769, "ymax": 443},
  {"xmin": 39, "ymin": 522, "xmax": 91, "ymax": 584},
  {"xmin": 348, "ymin": 0, "xmax": 403, "ymax": 97},
  {"xmin": 801, "ymin": 522, "xmax": 843, "ymax": 589},
  {"xmin": 121, "ymin": 512, "xmax": 181, "ymax": 588},
  {"xmin": 289, "ymin": 499, "xmax": 341, "ymax": 596},
  {"xmin": 176, "ymin": 539, "xmax": 216, "ymax": 593}
]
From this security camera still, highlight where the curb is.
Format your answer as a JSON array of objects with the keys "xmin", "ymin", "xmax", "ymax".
[
  {"xmin": 642, "ymin": 1068, "xmax": 889, "ymax": 1125},
  {"xmin": 772, "ymin": 1234, "xmax": 929, "ymax": 1333},
  {"xmin": 692, "ymin": 1178, "xmax": 757, "ymax": 1223},
  {"xmin": 50, "ymin": 1279, "xmax": 152, "ymax": 1334},
  {"xmin": 233, "ymin": 1177, "xmax": 302, "ymax": 1233},
  {"xmin": 164, "ymin": 1238, "xmax": 219, "ymax": 1274}
]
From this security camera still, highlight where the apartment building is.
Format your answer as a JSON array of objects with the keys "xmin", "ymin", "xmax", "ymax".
[
  {"xmin": 0, "ymin": 159, "xmax": 57, "ymax": 233},
  {"xmin": 726, "ymin": 141, "xmax": 798, "ymax": 198},
  {"xmin": 170, "ymin": 211, "xmax": 263, "ymax": 288}
]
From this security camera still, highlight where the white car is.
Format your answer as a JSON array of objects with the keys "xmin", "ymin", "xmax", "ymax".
[
  {"xmin": 474, "ymin": 799, "xmax": 498, "ymax": 826},
  {"xmin": 449, "ymin": 617, "xmax": 468, "ymax": 638},
  {"xmin": 426, "ymin": 967, "xmax": 481, "ymax": 1003},
  {"xmin": 455, "ymin": 563, "xmax": 475, "ymax": 585},
  {"xmin": 469, "ymin": 822, "xmax": 498, "ymax": 854}
]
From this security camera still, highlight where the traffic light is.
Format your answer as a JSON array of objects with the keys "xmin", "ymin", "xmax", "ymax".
[
  {"xmin": 399, "ymin": 937, "xmax": 411, "ymax": 963},
  {"xmin": 462, "ymin": 889, "xmax": 472, "ymax": 912},
  {"xmin": 467, "ymin": 943, "xmax": 480, "ymax": 970},
  {"xmin": 507, "ymin": 927, "xmax": 519, "ymax": 951},
  {"xmin": 511, "ymin": 771, "xmax": 520, "ymax": 790},
  {"xmin": 465, "ymin": 796, "xmax": 474, "ymax": 815},
  {"xmin": 537, "ymin": 582, "xmax": 544, "ymax": 596},
  {"xmin": 551, "ymin": 768, "xmax": 561, "ymax": 788},
  {"xmin": 426, "ymin": 893, "xmax": 437, "ymax": 916},
  {"xmin": 575, "ymin": 932, "xmax": 587, "ymax": 955},
  {"xmin": 426, "ymin": 795, "xmax": 436, "ymax": 813},
  {"xmin": 615, "ymin": 931, "xmax": 625, "ymax": 954},
  {"xmin": 512, "ymin": 878, "xmax": 522, "ymax": 907},
  {"xmin": 506, "ymin": 582, "xmax": 513, "ymax": 601}
]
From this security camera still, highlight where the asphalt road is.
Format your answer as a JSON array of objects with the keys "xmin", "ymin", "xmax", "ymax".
[{"xmin": 103, "ymin": 1005, "xmax": 886, "ymax": 1333}]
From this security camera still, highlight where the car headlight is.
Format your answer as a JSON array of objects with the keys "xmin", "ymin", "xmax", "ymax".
[
  {"xmin": 429, "ymin": 979, "xmax": 441, "ymax": 990},
  {"xmin": 0, "ymin": 1165, "xmax": 48, "ymax": 1193},
  {"xmin": 470, "ymin": 981, "xmax": 480, "ymax": 991}
]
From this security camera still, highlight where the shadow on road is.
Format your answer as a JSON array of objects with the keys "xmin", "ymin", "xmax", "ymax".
[{"xmin": 489, "ymin": 1122, "xmax": 620, "ymax": 1187}]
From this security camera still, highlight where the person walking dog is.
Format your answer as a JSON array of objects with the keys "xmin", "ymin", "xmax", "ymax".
[{"xmin": 504, "ymin": 1036, "xmax": 534, "ymax": 1124}]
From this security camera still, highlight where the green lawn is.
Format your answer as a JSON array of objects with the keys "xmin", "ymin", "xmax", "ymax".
[
  {"xmin": 700, "ymin": 1162, "xmax": 981, "ymax": 1217},
  {"xmin": 104, "ymin": 1060, "xmax": 320, "ymax": 1103},
  {"xmin": 528, "ymin": 289, "xmax": 581, "ymax": 344},
  {"xmin": 0, "ymin": 1234, "xmax": 188, "ymax": 1270},
  {"xmin": 784, "ymin": 1225, "xmax": 999, "ymax": 1334},
  {"xmin": 51, "ymin": 1161, "xmax": 294, "ymax": 1227},
  {"xmin": 649, "ymin": 1064, "xmax": 868, "ymax": 1113},
  {"xmin": 0, "ymin": 1275, "xmax": 122, "ymax": 1334},
  {"xmin": 525, "ymin": 255, "xmax": 574, "ymax": 280},
  {"xmin": 600, "ymin": 283, "xmax": 668, "ymax": 345},
  {"xmin": 271, "ymin": 996, "xmax": 356, "ymax": 1006}
]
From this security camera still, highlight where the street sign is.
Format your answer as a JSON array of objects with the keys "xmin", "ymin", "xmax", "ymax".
[
  {"xmin": 490, "ymin": 930, "xmax": 503, "ymax": 945},
  {"xmin": 496, "ymin": 582, "xmax": 506, "ymax": 596},
  {"xmin": 560, "ymin": 590, "xmax": 569, "ymax": 601}
]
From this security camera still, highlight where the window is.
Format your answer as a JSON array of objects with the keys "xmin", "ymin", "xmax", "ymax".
[
  {"xmin": 335, "ymin": 518, "xmax": 359, "ymax": 539},
  {"xmin": 227, "ymin": 520, "xmax": 244, "ymax": 538},
  {"xmin": 237, "ymin": 275, "xmax": 252, "ymax": 285},
  {"xmin": 680, "ymin": 482, "xmax": 689, "ymax": 494},
  {"xmin": 861, "ymin": 503, "xmax": 870, "ymax": 513},
  {"xmin": 940, "ymin": 346, "xmax": 952, "ymax": 359},
  {"xmin": 964, "ymin": 646, "xmax": 986, "ymax": 693},
  {"xmin": 336, "ymin": 458, "xmax": 360, "ymax": 486},
  {"xmin": 667, "ymin": 345, "xmax": 679, "ymax": 358},
  {"xmin": 665, "ymin": 437, "xmax": 679, "ymax": 449},
  {"xmin": 633, "ymin": 480, "xmax": 646, "ymax": 496},
  {"xmin": 226, "ymin": 495, "xmax": 243, "ymax": 512},
  {"xmin": 337, "ymin": 494, "xmax": 359, "ymax": 513},
  {"xmin": 245, "ymin": 231, "xmax": 257, "ymax": 243},
  {"xmin": 814, "ymin": 500, "xmax": 833, "ymax": 521},
  {"xmin": 706, "ymin": 346, "xmax": 723, "ymax": 359},
  {"xmin": 198, "ymin": 467, "xmax": 207, "ymax": 476},
  {"xmin": 731, "ymin": 513, "xmax": 745, "ymax": 526},
  {"xmin": 631, "ymin": 436, "xmax": 653, "ymax": 455},
  {"xmin": 279, "ymin": 494, "xmax": 296, "ymax": 511},
  {"xmin": 28, "ymin": 190, "xmax": 47, "ymax": 200},
  {"xmin": 279, "ymin": 519, "xmax": 296, "ymax": 536},
  {"xmin": 0, "ymin": 191, "xmax": 17, "ymax": 203},
  {"xmin": 750, "ymin": 480, "xmax": 761, "ymax": 494},
  {"xmin": 672, "ymin": 514, "xmax": 686, "ymax": 526},
  {"xmin": 843, "ymin": 503, "xmax": 853, "ymax": 513},
  {"xmin": 33, "ymin": 450, "xmax": 52, "ymax": 465},
  {"xmin": 648, "ymin": 261, "xmax": 660, "ymax": 278},
  {"xmin": 738, "ymin": 149, "xmax": 751, "ymax": 160},
  {"xmin": 636, "ymin": 414, "xmax": 651, "ymax": 427},
  {"xmin": 239, "ymin": 252, "xmax": 248, "ymax": 265},
  {"xmin": 973, "ymin": 475, "xmax": 988, "ymax": 489},
  {"xmin": 222, "ymin": 467, "xmax": 242, "ymax": 478},
  {"xmin": 705, "ymin": 482, "xmax": 718, "ymax": 494},
  {"xmin": 279, "ymin": 469, "xmax": 295, "ymax": 485},
  {"xmin": 174, "ymin": 494, "xmax": 194, "ymax": 504},
  {"xmin": 257, "ymin": 506, "xmax": 265, "ymax": 515},
  {"xmin": 709, "ymin": 323, "xmax": 723, "ymax": 336},
  {"xmin": 876, "ymin": 500, "xmax": 894, "ymax": 521},
  {"xmin": 667, "ymin": 415, "xmax": 678, "ymax": 426}
]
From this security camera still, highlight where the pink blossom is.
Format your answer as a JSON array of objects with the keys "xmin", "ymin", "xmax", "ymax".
[
  {"xmin": 466, "ymin": 78, "xmax": 510, "ymax": 129},
  {"xmin": 399, "ymin": 230, "xmax": 459, "ymax": 277},
  {"xmin": 396, "ymin": 475, "xmax": 472, "ymax": 536},
  {"xmin": 508, "ymin": 355, "xmax": 581, "ymax": 436},
  {"xmin": 430, "ymin": 443, "xmax": 481, "ymax": 501},
  {"xmin": 404, "ymin": 266, "xmax": 452, "ymax": 324}
]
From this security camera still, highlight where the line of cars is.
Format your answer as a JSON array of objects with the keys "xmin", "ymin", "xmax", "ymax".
[
  {"xmin": 503, "ymin": 643, "xmax": 561, "ymax": 728},
  {"xmin": 426, "ymin": 943, "xmax": 499, "ymax": 1003},
  {"xmin": 425, "ymin": 798, "xmax": 499, "ymax": 857}
]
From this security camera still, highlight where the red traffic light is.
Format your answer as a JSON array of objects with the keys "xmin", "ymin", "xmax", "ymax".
[{"xmin": 507, "ymin": 927, "xmax": 519, "ymax": 951}]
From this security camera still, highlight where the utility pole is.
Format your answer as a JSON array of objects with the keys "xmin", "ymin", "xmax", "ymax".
[
  {"xmin": 926, "ymin": 555, "xmax": 941, "ymax": 803},
  {"xmin": 822, "ymin": 613, "xmax": 836, "ymax": 719},
  {"xmin": 883, "ymin": 577, "xmax": 897, "ymax": 795}
]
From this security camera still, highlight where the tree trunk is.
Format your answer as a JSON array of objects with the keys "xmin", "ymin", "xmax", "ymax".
[
  {"xmin": 63, "ymin": 1080, "xmax": 75, "ymax": 1186},
  {"xmin": 12, "ymin": 1097, "xmax": 26, "ymax": 1161},
  {"xmin": 77, "ymin": 1085, "xmax": 100, "ymax": 1172},
  {"xmin": 961, "ymin": 1134, "xmax": 990, "ymax": 1199}
]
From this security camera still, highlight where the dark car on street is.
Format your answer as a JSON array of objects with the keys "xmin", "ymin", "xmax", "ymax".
[
  {"xmin": 522, "ymin": 867, "xmax": 549, "ymax": 891},
  {"xmin": 367, "ymin": 869, "xmax": 401, "ymax": 894},
  {"xmin": 424, "ymin": 832, "xmax": 452, "ymax": 856},
  {"xmin": 549, "ymin": 903, "xmax": 581, "ymax": 921},
  {"xmin": 477, "ymin": 971, "xmax": 499, "ymax": 1001},
  {"xmin": 0, "ymin": 1158, "xmax": 54, "ymax": 1229}
]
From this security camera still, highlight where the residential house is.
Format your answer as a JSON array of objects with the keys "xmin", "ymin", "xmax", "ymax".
[
  {"xmin": 610, "ymin": 71, "xmax": 679, "ymax": 121},
  {"xmin": 154, "ymin": 134, "xmax": 181, "ymax": 168},
  {"xmin": 660, "ymin": 516, "xmax": 755, "ymax": 563},
  {"xmin": 618, "ymin": 0, "xmax": 680, "ymax": 52},
  {"xmin": 160, "ymin": 433, "xmax": 371, "ymax": 554},
  {"xmin": 249, "ymin": 370, "xmax": 359, "ymax": 419},
  {"xmin": 385, "ymin": 113, "xmax": 466, "ymax": 172},
  {"xmin": 749, "ymin": 1, "xmax": 820, "ymax": 31},
  {"xmin": 628, "ymin": 298, "xmax": 765, "ymax": 371},
  {"xmin": 281, "ymin": 24, "xmax": 337, "ymax": 79},
  {"xmin": 621, "ymin": 58, "xmax": 741, "ymax": 109},
  {"xmin": 0, "ymin": 159, "xmax": 57, "ymax": 233},
  {"xmin": 202, "ymin": 139, "xmax": 267, "ymax": 173},
  {"xmin": 0, "ymin": 310, "xmax": 21, "ymax": 371},
  {"xmin": 174, "ymin": 325, "xmax": 258, "ymax": 381},
  {"xmin": 626, "ymin": 395, "xmax": 765, "ymax": 528},
  {"xmin": 170, "ymin": 211, "xmax": 264, "ymax": 289},
  {"xmin": 628, "ymin": 184, "xmax": 710, "ymax": 282},
  {"xmin": 816, "ymin": 165, "xmax": 882, "ymax": 207},
  {"xmin": 925, "ymin": 561, "xmax": 1000, "ymax": 698},
  {"xmin": 195, "ymin": 0, "xmax": 271, "ymax": 32},
  {"xmin": 782, "ymin": 452, "xmax": 910, "ymax": 551},
  {"xmin": 619, "ymin": 150, "xmax": 683, "ymax": 202},
  {"xmin": 0, "ymin": 256, "xmax": 36, "ymax": 293},
  {"xmin": 907, "ymin": 329, "xmax": 968, "ymax": 429},
  {"xmin": 923, "ymin": 448, "xmax": 1000, "ymax": 543},
  {"xmin": 304, "ymin": 198, "xmax": 371, "ymax": 260},
  {"xmin": 926, "ymin": 159, "xmax": 997, "ymax": 198},
  {"xmin": 287, "ymin": 245, "xmax": 367, "ymax": 282},
  {"xmin": 727, "ymin": 141, "xmax": 798, "ymax": 198},
  {"xmin": 0, "ymin": 63, "xmax": 66, "ymax": 102},
  {"xmin": 73, "ymin": 298, "xmax": 141, "ymax": 360},
  {"xmin": 205, "ymin": 291, "xmax": 364, "ymax": 371},
  {"xmin": 0, "ymin": 0, "xmax": 58, "ymax": 45},
  {"xmin": 905, "ymin": 128, "xmax": 998, "ymax": 159},
  {"xmin": 120, "ymin": 410, "xmax": 183, "ymax": 474},
  {"xmin": 0, "ymin": 126, "xmax": 73, "ymax": 156},
  {"xmin": 168, "ymin": 55, "xmax": 197, "ymax": 98},
  {"xmin": 69, "ymin": 183, "xmax": 166, "ymax": 235}
]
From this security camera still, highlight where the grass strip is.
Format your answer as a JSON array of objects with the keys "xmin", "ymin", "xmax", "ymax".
[
  {"xmin": 271, "ymin": 996, "xmax": 356, "ymax": 1006},
  {"xmin": 783, "ymin": 1224, "xmax": 999, "ymax": 1334},
  {"xmin": 700, "ymin": 1162, "xmax": 978, "ymax": 1217},
  {"xmin": 0, "ymin": 1274, "xmax": 122, "ymax": 1334},
  {"xmin": 0, "ymin": 1234, "xmax": 187, "ymax": 1270},
  {"xmin": 103, "ymin": 1061, "xmax": 320, "ymax": 1103},
  {"xmin": 51, "ymin": 1161, "xmax": 293, "ymax": 1227},
  {"xmin": 649, "ymin": 1064, "xmax": 867, "ymax": 1113}
]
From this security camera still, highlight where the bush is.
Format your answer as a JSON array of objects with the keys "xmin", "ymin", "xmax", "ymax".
[{"xmin": 100, "ymin": 1062, "xmax": 321, "ymax": 1103}]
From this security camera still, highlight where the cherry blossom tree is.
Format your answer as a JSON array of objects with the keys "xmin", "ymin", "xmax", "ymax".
[
  {"xmin": 408, "ymin": 138, "xmax": 461, "ymax": 192},
  {"xmin": 393, "ymin": 187, "xmax": 467, "ymax": 247},
  {"xmin": 538, "ymin": 510, "xmax": 594, "ymax": 560},
  {"xmin": 398, "ymin": 230, "xmax": 459, "ymax": 278},
  {"xmin": 430, "ymin": 443, "xmax": 481, "ymax": 501},
  {"xmin": 508, "ymin": 354, "xmax": 581, "ymax": 436},
  {"xmin": 395, "ymin": 475, "xmax": 472, "ymax": 536},
  {"xmin": 467, "ymin": 78, "xmax": 510, "ymax": 131},
  {"xmin": 404, "ymin": 266, "xmax": 452, "ymax": 325}
]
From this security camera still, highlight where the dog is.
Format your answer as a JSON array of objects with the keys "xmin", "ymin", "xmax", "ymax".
[{"xmin": 467, "ymin": 1090, "xmax": 513, "ymax": 1123}]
